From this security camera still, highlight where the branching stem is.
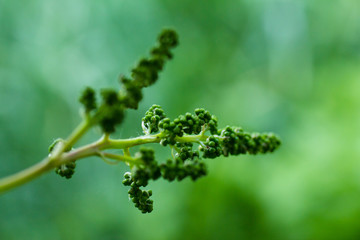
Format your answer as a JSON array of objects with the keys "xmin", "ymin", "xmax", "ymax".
[{"xmin": 0, "ymin": 125, "xmax": 209, "ymax": 194}]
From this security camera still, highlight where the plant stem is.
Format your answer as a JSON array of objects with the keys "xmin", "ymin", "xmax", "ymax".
[
  {"xmin": 0, "ymin": 158, "xmax": 53, "ymax": 193},
  {"xmin": 0, "ymin": 120, "xmax": 91, "ymax": 194},
  {"xmin": 49, "ymin": 119, "xmax": 91, "ymax": 161},
  {"xmin": 0, "ymin": 130, "xmax": 209, "ymax": 194}
]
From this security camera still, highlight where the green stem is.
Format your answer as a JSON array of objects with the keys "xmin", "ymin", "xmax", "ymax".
[
  {"xmin": 0, "ymin": 158, "xmax": 54, "ymax": 194},
  {"xmin": 0, "ymin": 130, "xmax": 209, "ymax": 194},
  {"xmin": 175, "ymin": 134, "xmax": 208, "ymax": 143},
  {"xmin": 101, "ymin": 152, "xmax": 140, "ymax": 164},
  {"xmin": 107, "ymin": 133, "xmax": 164, "ymax": 149},
  {"xmin": 49, "ymin": 119, "xmax": 91, "ymax": 161},
  {"xmin": 0, "ymin": 120, "xmax": 91, "ymax": 194},
  {"xmin": 106, "ymin": 132, "xmax": 208, "ymax": 149}
]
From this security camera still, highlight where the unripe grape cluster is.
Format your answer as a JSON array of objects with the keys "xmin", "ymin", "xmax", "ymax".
[
  {"xmin": 142, "ymin": 104, "xmax": 166, "ymax": 134},
  {"xmin": 49, "ymin": 29, "xmax": 281, "ymax": 214},
  {"xmin": 121, "ymin": 148, "xmax": 160, "ymax": 213},
  {"xmin": 78, "ymin": 29, "xmax": 179, "ymax": 134},
  {"xmin": 200, "ymin": 136, "xmax": 222, "ymax": 158},
  {"xmin": 159, "ymin": 142, "xmax": 206, "ymax": 182},
  {"xmin": 219, "ymin": 126, "xmax": 281, "ymax": 156},
  {"xmin": 119, "ymin": 105, "xmax": 281, "ymax": 213}
]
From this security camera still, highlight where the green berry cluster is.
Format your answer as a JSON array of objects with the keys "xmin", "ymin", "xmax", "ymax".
[
  {"xmin": 77, "ymin": 29, "xmax": 179, "ymax": 133},
  {"xmin": 123, "ymin": 172, "xmax": 154, "ymax": 213},
  {"xmin": 98, "ymin": 89, "xmax": 125, "ymax": 133},
  {"xmin": 55, "ymin": 162, "xmax": 76, "ymax": 179},
  {"xmin": 79, "ymin": 87, "xmax": 97, "ymax": 113},
  {"xmin": 198, "ymin": 126, "xmax": 281, "ymax": 159},
  {"xmin": 218, "ymin": 126, "xmax": 281, "ymax": 156},
  {"xmin": 122, "ymin": 148, "xmax": 160, "ymax": 213},
  {"xmin": 142, "ymin": 105, "xmax": 166, "ymax": 134},
  {"xmin": 194, "ymin": 108, "xmax": 218, "ymax": 135},
  {"xmin": 174, "ymin": 142, "xmax": 199, "ymax": 161},
  {"xmin": 157, "ymin": 108, "xmax": 218, "ymax": 147},
  {"xmin": 160, "ymin": 158, "xmax": 206, "ymax": 182},
  {"xmin": 119, "ymin": 105, "xmax": 280, "ymax": 214},
  {"xmin": 200, "ymin": 136, "xmax": 222, "ymax": 159},
  {"xmin": 160, "ymin": 142, "xmax": 206, "ymax": 181},
  {"xmin": 122, "ymin": 143, "xmax": 207, "ymax": 213},
  {"xmin": 130, "ymin": 29, "xmax": 178, "ymax": 89},
  {"xmin": 49, "ymin": 139, "xmax": 76, "ymax": 179}
]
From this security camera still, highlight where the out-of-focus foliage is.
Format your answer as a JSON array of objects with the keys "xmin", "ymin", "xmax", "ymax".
[{"xmin": 1, "ymin": 0, "xmax": 360, "ymax": 239}]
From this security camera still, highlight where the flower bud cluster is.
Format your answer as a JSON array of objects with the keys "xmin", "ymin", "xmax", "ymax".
[
  {"xmin": 122, "ymin": 143, "xmax": 207, "ymax": 213},
  {"xmin": 122, "ymin": 148, "xmax": 161, "ymax": 213},
  {"xmin": 194, "ymin": 108, "xmax": 218, "ymax": 135},
  {"xmin": 160, "ymin": 158, "xmax": 207, "ymax": 182},
  {"xmin": 55, "ymin": 162, "xmax": 76, "ymax": 179},
  {"xmin": 79, "ymin": 87, "xmax": 97, "ymax": 113},
  {"xmin": 49, "ymin": 139, "xmax": 77, "ymax": 179},
  {"xmin": 122, "ymin": 29, "xmax": 178, "ymax": 109},
  {"xmin": 154, "ymin": 108, "xmax": 218, "ymax": 147},
  {"xmin": 174, "ymin": 142, "xmax": 199, "ymax": 161},
  {"xmin": 199, "ymin": 136, "xmax": 223, "ymax": 159},
  {"xmin": 160, "ymin": 142, "xmax": 206, "ymax": 181},
  {"xmin": 98, "ymin": 89, "xmax": 125, "ymax": 133},
  {"xmin": 123, "ymin": 173, "xmax": 154, "ymax": 214},
  {"xmin": 219, "ymin": 126, "xmax": 281, "ymax": 156},
  {"xmin": 78, "ymin": 29, "xmax": 178, "ymax": 133},
  {"xmin": 142, "ymin": 104, "xmax": 166, "ymax": 134}
]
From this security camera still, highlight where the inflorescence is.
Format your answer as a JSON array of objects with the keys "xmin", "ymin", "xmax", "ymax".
[
  {"xmin": 119, "ymin": 105, "xmax": 280, "ymax": 213},
  {"xmin": 49, "ymin": 29, "xmax": 281, "ymax": 214},
  {"xmin": 78, "ymin": 29, "xmax": 179, "ymax": 133}
]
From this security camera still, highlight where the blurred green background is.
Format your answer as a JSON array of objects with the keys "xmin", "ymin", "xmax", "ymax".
[{"xmin": 1, "ymin": 0, "xmax": 360, "ymax": 239}]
